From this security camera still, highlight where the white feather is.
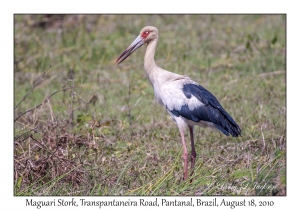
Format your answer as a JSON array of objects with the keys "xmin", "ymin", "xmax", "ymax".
[{"xmin": 156, "ymin": 78, "xmax": 204, "ymax": 111}]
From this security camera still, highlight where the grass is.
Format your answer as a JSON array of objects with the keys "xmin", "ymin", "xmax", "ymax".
[{"xmin": 14, "ymin": 14, "xmax": 286, "ymax": 196}]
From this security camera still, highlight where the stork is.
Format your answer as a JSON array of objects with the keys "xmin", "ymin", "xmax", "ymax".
[{"xmin": 116, "ymin": 26, "xmax": 241, "ymax": 180}]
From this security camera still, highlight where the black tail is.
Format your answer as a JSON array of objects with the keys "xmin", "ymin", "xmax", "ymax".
[{"xmin": 213, "ymin": 112, "xmax": 241, "ymax": 137}]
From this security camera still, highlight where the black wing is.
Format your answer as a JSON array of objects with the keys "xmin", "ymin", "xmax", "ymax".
[{"xmin": 170, "ymin": 84, "xmax": 241, "ymax": 137}]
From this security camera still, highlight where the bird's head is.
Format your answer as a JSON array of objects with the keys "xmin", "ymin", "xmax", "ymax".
[
  {"xmin": 140, "ymin": 26, "xmax": 158, "ymax": 44},
  {"xmin": 116, "ymin": 26, "xmax": 158, "ymax": 64}
]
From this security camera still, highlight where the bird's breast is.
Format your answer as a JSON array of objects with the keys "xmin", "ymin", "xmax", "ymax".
[{"xmin": 153, "ymin": 85, "xmax": 164, "ymax": 105}]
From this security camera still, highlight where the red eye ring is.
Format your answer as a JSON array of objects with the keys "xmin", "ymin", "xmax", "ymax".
[{"xmin": 141, "ymin": 31, "xmax": 150, "ymax": 38}]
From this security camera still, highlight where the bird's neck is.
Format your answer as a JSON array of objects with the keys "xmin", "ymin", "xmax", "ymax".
[{"xmin": 144, "ymin": 39, "xmax": 160, "ymax": 86}]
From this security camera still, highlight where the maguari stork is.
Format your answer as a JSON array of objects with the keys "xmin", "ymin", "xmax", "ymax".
[{"xmin": 116, "ymin": 26, "xmax": 241, "ymax": 180}]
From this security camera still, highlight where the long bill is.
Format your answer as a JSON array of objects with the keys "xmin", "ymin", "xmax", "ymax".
[{"xmin": 116, "ymin": 35, "xmax": 145, "ymax": 64}]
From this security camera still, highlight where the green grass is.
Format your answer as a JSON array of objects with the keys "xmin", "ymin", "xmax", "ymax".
[{"xmin": 14, "ymin": 14, "xmax": 286, "ymax": 196}]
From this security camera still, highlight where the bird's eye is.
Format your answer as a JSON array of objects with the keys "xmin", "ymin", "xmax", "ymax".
[{"xmin": 142, "ymin": 31, "xmax": 150, "ymax": 38}]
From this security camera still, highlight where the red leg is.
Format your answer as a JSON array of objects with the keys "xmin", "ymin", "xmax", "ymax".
[
  {"xmin": 179, "ymin": 129, "xmax": 188, "ymax": 180},
  {"xmin": 189, "ymin": 125, "xmax": 196, "ymax": 175}
]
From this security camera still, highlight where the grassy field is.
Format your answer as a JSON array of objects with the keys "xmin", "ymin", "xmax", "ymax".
[{"xmin": 14, "ymin": 14, "xmax": 286, "ymax": 196}]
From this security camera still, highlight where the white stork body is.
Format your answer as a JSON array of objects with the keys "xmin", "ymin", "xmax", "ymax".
[{"xmin": 116, "ymin": 26, "xmax": 241, "ymax": 180}]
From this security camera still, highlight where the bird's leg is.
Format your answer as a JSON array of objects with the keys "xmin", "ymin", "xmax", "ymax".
[
  {"xmin": 189, "ymin": 125, "xmax": 196, "ymax": 175},
  {"xmin": 179, "ymin": 129, "xmax": 188, "ymax": 181}
]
